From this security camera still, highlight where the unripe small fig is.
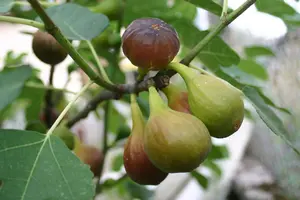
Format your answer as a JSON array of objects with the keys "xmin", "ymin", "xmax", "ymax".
[
  {"xmin": 73, "ymin": 138, "xmax": 104, "ymax": 177},
  {"xmin": 53, "ymin": 125, "xmax": 75, "ymax": 150},
  {"xmin": 168, "ymin": 63, "xmax": 244, "ymax": 138},
  {"xmin": 123, "ymin": 94, "xmax": 168, "ymax": 185},
  {"xmin": 32, "ymin": 30, "xmax": 68, "ymax": 65},
  {"xmin": 122, "ymin": 18, "xmax": 180, "ymax": 71},
  {"xmin": 162, "ymin": 83, "xmax": 190, "ymax": 114},
  {"xmin": 144, "ymin": 87, "xmax": 212, "ymax": 173}
]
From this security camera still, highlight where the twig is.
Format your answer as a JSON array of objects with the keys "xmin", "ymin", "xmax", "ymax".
[
  {"xmin": 66, "ymin": 0, "xmax": 256, "ymax": 127},
  {"xmin": 13, "ymin": 1, "xmax": 58, "ymax": 7},
  {"xmin": 180, "ymin": 0, "xmax": 256, "ymax": 65},
  {"xmin": 221, "ymin": 0, "xmax": 229, "ymax": 19},
  {"xmin": 86, "ymin": 40, "xmax": 111, "ymax": 84},
  {"xmin": 45, "ymin": 81, "xmax": 93, "ymax": 138},
  {"xmin": 0, "ymin": 15, "xmax": 44, "ymax": 29},
  {"xmin": 26, "ymin": 0, "xmax": 119, "ymax": 91},
  {"xmin": 95, "ymin": 101, "xmax": 111, "ymax": 193},
  {"xmin": 44, "ymin": 65, "xmax": 56, "ymax": 127},
  {"xmin": 25, "ymin": 82, "xmax": 76, "ymax": 94}
]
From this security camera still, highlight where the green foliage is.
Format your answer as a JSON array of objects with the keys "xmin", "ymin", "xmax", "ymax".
[
  {"xmin": 0, "ymin": 129, "xmax": 95, "ymax": 200},
  {"xmin": 190, "ymin": 171, "xmax": 208, "ymax": 189},
  {"xmin": 112, "ymin": 153, "xmax": 123, "ymax": 172},
  {"xmin": 185, "ymin": 0, "xmax": 223, "ymax": 16},
  {"xmin": 238, "ymin": 59, "xmax": 268, "ymax": 80},
  {"xmin": 244, "ymin": 46, "xmax": 275, "ymax": 58},
  {"xmin": 38, "ymin": 3, "xmax": 109, "ymax": 40},
  {"xmin": 0, "ymin": 66, "xmax": 32, "ymax": 111},
  {"xmin": 0, "ymin": 0, "xmax": 13, "ymax": 13}
]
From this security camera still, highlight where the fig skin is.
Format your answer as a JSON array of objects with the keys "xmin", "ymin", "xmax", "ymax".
[
  {"xmin": 144, "ymin": 87, "xmax": 212, "ymax": 173},
  {"xmin": 168, "ymin": 63, "xmax": 244, "ymax": 138},
  {"xmin": 162, "ymin": 83, "xmax": 190, "ymax": 114},
  {"xmin": 122, "ymin": 18, "xmax": 180, "ymax": 71},
  {"xmin": 73, "ymin": 138, "xmax": 104, "ymax": 177},
  {"xmin": 123, "ymin": 94, "xmax": 168, "ymax": 185},
  {"xmin": 32, "ymin": 30, "xmax": 68, "ymax": 65}
]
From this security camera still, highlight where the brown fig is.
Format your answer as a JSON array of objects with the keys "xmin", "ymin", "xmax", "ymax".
[
  {"xmin": 123, "ymin": 94, "xmax": 168, "ymax": 185},
  {"xmin": 168, "ymin": 62, "xmax": 244, "ymax": 138},
  {"xmin": 73, "ymin": 137, "xmax": 104, "ymax": 177},
  {"xmin": 162, "ymin": 83, "xmax": 190, "ymax": 114},
  {"xmin": 122, "ymin": 18, "xmax": 180, "ymax": 71},
  {"xmin": 32, "ymin": 30, "xmax": 68, "ymax": 65},
  {"xmin": 144, "ymin": 86, "xmax": 212, "ymax": 173}
]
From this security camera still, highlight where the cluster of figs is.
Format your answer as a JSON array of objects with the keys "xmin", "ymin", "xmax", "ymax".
[{"xmin": 122, "ymin": 18, "xmax": 245, "ymax": 185}]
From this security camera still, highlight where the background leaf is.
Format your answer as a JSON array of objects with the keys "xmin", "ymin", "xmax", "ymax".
[
  {"xmin": 0, "ymin": 0, "xmax": 13, "ymax": 13},
  {"xmin": 190, "ymin": 171, "xmax": 208, "ymax": 189},
  {"xmin": 185, "ymin": 0, "xmax": 223, "ymax": 16},
  {"xmin": 0, "ymin": 66, "xmax": 32, "ymax": 111},
  {"xmin": 38, "ymin": 3, "xmax": 109, "ymax": 40},
  {"xmin": 244, "ymin": 45, "xmax": 275, "ymax": 58},
  {"xmin": 0, "ymin": 129, "xmax": 95, "ymax": 200},
  {"xmin": 237, "ymin": 59, "xmax": 268, "ymax": 80}
]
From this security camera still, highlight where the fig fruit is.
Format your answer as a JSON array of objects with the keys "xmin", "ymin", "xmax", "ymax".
[
  {"xmin": 53, "ymin": 125, "xmax": 75, "ymax": 150},
  {"xmin": 122, "ymin": 18, "xmax": 180, "ymax": 71},
  {"xmin": 144, "ymin": 86, "xmax": 212, "ymax": 173},
  {"xmin": 168, "ymin": 63, "xmax": 244, "ymax": 138},
  {"xmin": 162, "ymin": 83, "xmax": 190, "ymax": 114},
  {"xmin": 123, "ymin": 94, "xmax": 168, "ymax": 185},
  {"xmin": 74, "ymin": 138, "xmax": 104, "ymax": 177},
  {"xmin": 32, "ymin": 30, "xmax": 68, "ymax": 65}
]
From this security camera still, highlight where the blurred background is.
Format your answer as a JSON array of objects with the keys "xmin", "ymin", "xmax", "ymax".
[{"xmin": 1, "ymin": 0, "xmax": 300, "ymax": 200}]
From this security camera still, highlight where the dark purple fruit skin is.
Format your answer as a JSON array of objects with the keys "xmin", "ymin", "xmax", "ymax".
[
  {"xmin": 32, "ymin": 30, "xmax": 68, "ymax": 65},
  {"xmin": 122, "ymin": 18, "xmax": 180, "ymax": 71},
  {"xmin": 123, "ymin": 133, "xmax": 168, "ymax": 185}
]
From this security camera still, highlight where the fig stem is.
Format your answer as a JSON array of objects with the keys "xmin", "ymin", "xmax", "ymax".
[
  {"xmin": 167, "ymin": 62, "xmax": 195, "ymax": 81},
  {"xmin": 221, "ymin": 0, "xmax": 228, "ymax": 20},
  {"xmin": 148, "ymin": 86, "xmax": 168, "ymax": 113},
  {"xmin": 0, "ymin": 15, "xmax": 44, "ymax": 29},
  {"xmin": 130, "ymin": 94, "xmax": 146, "ymax": 128},
  {"xmin": 86, "ymin": 40, "xmax": 112, "ymax": 84},
  {"xmin": 27, "ymin": 0, "xmax": 120, "ymax": 92},
  {"xmin": 46, "ymin": 81, "xmax": 93, "ymax": 138}
]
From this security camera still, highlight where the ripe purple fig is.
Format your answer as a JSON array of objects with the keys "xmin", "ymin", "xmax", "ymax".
[
  {"xmin": 32, "ymin": 30, "xmax": 68, "ymax": 65},
  {"xmin": 144, "ymin": 87, "xmax": 212, "ymax": 173},
  {"xmin": 162, "ymin": 83, "xmax": 190, "ymax": 114},
  {"xmin": 123, "ymin": 94, "xmax": 168, "ymax": 185},
  {"xmin": 168, "ymin": 63, "xmax": 244, "ymax": 138},
  {"xmin": 122, "ymin": 18, "xmax": 180, "ymax": 71}
]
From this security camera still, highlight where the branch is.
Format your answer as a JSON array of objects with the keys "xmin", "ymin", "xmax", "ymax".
[
  {"xmin": 26, "ymin": 0, "xmax": 119, "ymax": 91},
  {"xmin": 0, "ymin": 15, "xmax": 44, "ymax": 29},
  {"xmin": 66, "ymin": 0, "xmax": 256, "ymax": 127},
  {"xmin": 44, "ymin": 65, "xmax": 56, "ymax": 127}
]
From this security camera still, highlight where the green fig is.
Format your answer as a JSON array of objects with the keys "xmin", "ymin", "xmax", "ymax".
[
  {"xmin": 168, "ymin": 63, "xmax": 244, "ymax": 138},
  {"xmin": 123, "ymin": 94, "xmax": 168, "ymax": 185},
  {"xmin": 73, "ymin": 137, "xmax": 104, "ymax": 177},
  {"xmin": 32, "ymin": 30, "xmax": 68, "ymax": 65},
  {"xmin": 144, "ymin": 87, "xmax": 212, "ymax": 173},
  {"xmin": 53, "ymin": 125, "xmax": 75, "ymax": 150},
  {"xmin": 162, "ymin": 83, "xmax": 190, "ymax": 114}
]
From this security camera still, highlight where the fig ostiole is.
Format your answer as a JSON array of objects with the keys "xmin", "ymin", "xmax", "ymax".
[
  {"xmin": 123, "ymin": 94, "xmax": 168, "ymax": 185},
  {"xmin": 144, "ymin": 86, "xmax": 212, "ymax": 173},
  {"xmin": 122, "ymin": 18, "xmax": 180, "ymax": 71},
  {"xmin": 168, "ymin": 62, "xmax": 245, "ymax": 138},
  {"xmin": 162, "ymin": 83, "xmax": 190, "ymax": 114}
]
